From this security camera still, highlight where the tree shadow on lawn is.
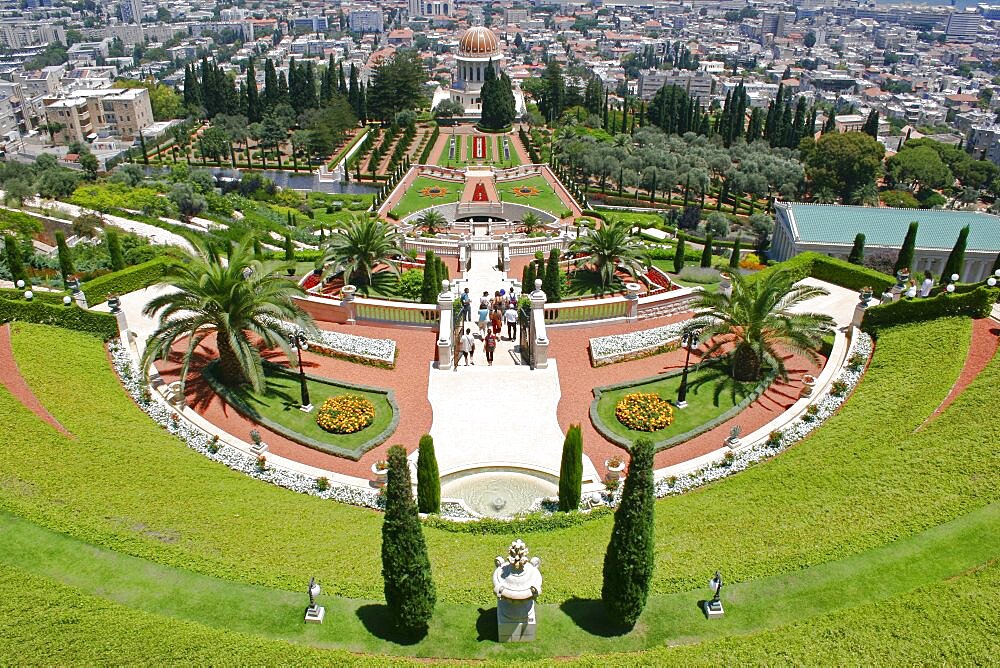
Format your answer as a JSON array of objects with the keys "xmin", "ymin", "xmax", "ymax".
[
  {"xmin": 559, "ymin": 597, "xmax": 633, "ymax": 637},
  {"xmin": 356, "ymin": 604, "xmax": 427, "ymax": 646}
]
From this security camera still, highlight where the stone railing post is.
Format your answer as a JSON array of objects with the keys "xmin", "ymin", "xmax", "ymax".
[
  {"xmin": 624, "ymin": 282, "xmax": 641, "ymax": 321},
  {"xmin": 502, "ymin": 234, "xmax": 511, "ymax": 272},
  {"xmin": 437, "ymin": 280, "xmax": 455, "ymax": 371},
  {"xmin": 530, "ymin": 279, "xmax": 549, "ymax": 369},
  {"xmin": 341, "ymin": 284, "xmax": 357, "ymax": 324}
]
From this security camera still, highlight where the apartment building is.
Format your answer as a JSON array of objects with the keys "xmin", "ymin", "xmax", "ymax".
[
  {"xmin": 636, "ymin": 68, "xmax": 713, "ymax": 105},
  {"xmin": 0, "ymin": 21, "xmax": 65, "ymax": 48},
  {"xmin": 945, "ymin": 10, "xmax": 981, "ymax": 43},
  {"xmin": 348, "ymin": 8, "xmax": 384, "ymax": 34},
  {"xmin": 43, "ymin": 87, "xmax": 153, "ymax": 145}
]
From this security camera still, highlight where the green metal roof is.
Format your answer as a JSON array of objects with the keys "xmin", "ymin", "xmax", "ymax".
[{"xmin": 786, "ymin": 203, "xmax": 1000, "ymax": 252}]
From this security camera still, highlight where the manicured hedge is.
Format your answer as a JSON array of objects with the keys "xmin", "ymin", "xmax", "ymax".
[
  {"xmin": 419, "ymin": 125, "xmax": 440, "ymax": 164},
  {"xmin": 0, "ymin": 297, "xmax": 117, "ymax": 338},
  {"xmin": 752, "ymin": 252, "xmax": 895, "ymax": 293},
  {"xmin": 0, "ymin": 288, "xmax": 67, "ymax": 304},
  {"xmin": 82, "ymin": 257, "xmax": 174, "ymax": 306},
  {"xmin": 863, "ymin": 286, "xmax": 999, "ymax": 334}
]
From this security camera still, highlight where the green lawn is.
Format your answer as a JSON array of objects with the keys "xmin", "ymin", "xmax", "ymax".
[
  {"xmin": 593, "ymin": 364, "xmax": 760, "ymax": 449},
  {"xmin": 436, "ymin": 134, "xmax": 461, "ymax": 166},
  {"xmin": 1, "ymin": 316, "xmax": 997, "ymax": 614},
  {"xmin": 392, "ymin": 177, "xmax": 463, "ymax": 218},
  {"xmin": 498, "ymin": 135, "xmax": 521, "ymax": 166},
  {"xmin": 207, "ymin": 364, "xmax": 396, "ymax": 459},
  {"xmin": 499, "ymin": 176, "xmax": 567, "ymax": 216}
]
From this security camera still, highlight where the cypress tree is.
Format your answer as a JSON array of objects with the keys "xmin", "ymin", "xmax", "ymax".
[
  {"xmin": 673, "ymin": 233, "xmax": 685, "ymax": 274},
  {"xmin": 893, "ymin": 221, "xmax": 918, "ymax": 275},
  {"xmin": 381, "ymin": 444, "xmax": 436, "ymax": 636},
  {"xmin": 822, "ymin": 112, "xmax": 836, "ymax": 134},
  {"xmin": 284, "ymin": 234, "xmax": 295, "ymax": 268},
  {"xmin": 246, "ymin": 59, "xmax": 261, "ymax": 123},
  {"xmin": 253, "ymin": 238, "xmax": 264, "ymax": 259},
  {"xmin": 729, "ymin": 236, "xmax": 741, "ymax": 269},
  {"xmin": 558, "ymin": 424, "xmax": 583, "ymax": 512},
  {"xmin": 601, "ymin": 437, "xmax": 655, "ymax": 629},
  {"xmin": 848, "ymin": 233, "xmax": 865, "ymax": 265},
  {"xmin": 55, "ymin": 231, "xmax": 74, "ymax": 286},
  {"xmin": 3, "ymin": 234, "xmax": 27, "ymax": 284},
  {"xmin": 543, "ymin": 248, "xmax": 562, "ymax": 303},
  {"xmin": 348, "ymin": 63, "xmax": 360, "ymax": 117},
  {"xmin": 416, "ymin": 434, "xmax": 440, "ymax": 514},
  {"xmin": 700, "ymin": 234, "xmax": 713, "ymax": 268},
  {"xmin": 523, "ymin": 261, "xmax": 536, "ymax": 291},
  {"xmin": 105, "ymin": 229, "xmax": 125, "ymax": 271},
  {"xmin": 264, "ymin": 59, "xmax": 278, "ymax": 108},
  {"xmin": 862, "ymin": 109, "xmax": 879, "ymax": 138},
  {"xmin": 941, "ymin": 225, "xmax": 970, "ymax": 282},
  {"xmin": 338, "ymin": 61, "xmax": 348, "ymax": 96},
  {"xmin": 320, "ymin": 55, "xmax": 333, "ymax": 104},
  {"xmin": 437, "ymin": 256, "xmax": 449, "ymax": 282},
  {"xmin": 420, "ymin": 250, "xmax": 437, "ymax": 304}
]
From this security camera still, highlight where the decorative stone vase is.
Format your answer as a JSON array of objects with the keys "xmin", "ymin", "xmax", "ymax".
[
  {"xmin": 800, "ymin": 374, "xmax": 817, "ymax": 398},
  {"xmin": 492, "ymin": 540, "xmax": 542, "ymax": 642},
  {"xmin": 341, "ymin": 284, "xmax": 357, "ymax": 301},
  {"xmin": 719, "ymin": 272, "xmax": 733, "ymax": 297},
  {"xmin": 605, "ymin": 458, "xmax": 626, "ymax": 482},
  {"xmin": 371, "ymin": 461, "xmax": 388, "ymax": 486}
]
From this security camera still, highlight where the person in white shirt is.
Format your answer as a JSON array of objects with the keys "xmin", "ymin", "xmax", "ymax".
[
  {"xmin": 459, "ymin": 328, "xmax": 475, "ymax": 365},
  {"xmin": 919, "ymin": 270, "xmax": 934, "ymax": 297},
  {"xmin": 503, "ymin": 304, "xmax": 518, "ymax": 340}
]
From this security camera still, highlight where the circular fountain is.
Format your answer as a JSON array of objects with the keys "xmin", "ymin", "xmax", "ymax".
[{"xmin": 440, "ymin": 468, "xmax": 558, "ymax": 518}]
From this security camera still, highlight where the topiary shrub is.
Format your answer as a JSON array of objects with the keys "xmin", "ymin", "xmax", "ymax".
[
  {"xmin": 416, "ymin": 434, "xmax": 440, "ymax": 514},
  {"xmin": 558, "ymin": 424, "xmax": 583, "ymax": 512},
  {"xmin": 601, "ymin": 436, "xmax": 655, "ymax": 629},
  {"xmin": 381, "ymin": 444, "xmax": 436, "ymax": 637}
]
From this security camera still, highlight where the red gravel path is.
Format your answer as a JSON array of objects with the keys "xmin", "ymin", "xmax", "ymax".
[
  {"xmin": 923, "ymin": 317, "xmax": 1000, "ymax": 426},
  {"xmin": 155, "ymin": 322, "xmax": 437, "ymax": 478},
  {"xmin": 547, "ymin": 314, "xmax": 823, "ymax": 473},
  {"xmin": 0, "ymin": 324, "xmax": 72, "ymax": 437}
]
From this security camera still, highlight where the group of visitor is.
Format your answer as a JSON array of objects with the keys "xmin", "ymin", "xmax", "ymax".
[{"xmin": 458, "ymin": 287, "xmax": 519, "ymax": 367}]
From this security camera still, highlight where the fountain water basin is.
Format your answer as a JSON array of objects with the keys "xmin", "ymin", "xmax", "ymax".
[{"xmin": 440, "ymin": 468, "xmax": 558, "ymax": 518}]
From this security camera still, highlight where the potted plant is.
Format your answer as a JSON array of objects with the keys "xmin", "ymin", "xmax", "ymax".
[
  {"xmin": 605, "ymin": 455, "xmax": 626, "ymax": 481},
  {"xmin": 859, "ymin": 286, "xmax": 873, "ymax": 305},
  {"xmin": 249, "ymin": 428, "xmax": 267, "ymax": 455},
  {"xmin": 800, "ymin": 374, "xmax": 817, "ymax": 398}
]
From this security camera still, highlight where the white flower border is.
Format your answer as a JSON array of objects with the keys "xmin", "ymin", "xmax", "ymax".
[
  {"xmin": 589, "ymin": 320, "xmax": 689, "ymax": 364},
  {"xmin": 108, "ymin": 342, "xmax": 385, "ymax": 511},
  {"xmin": 264, "ymin": 316, "xmax": 396, "ymax": 364},
  {"xmin": 106, "ymin": 329, "xmax": 874, "ymax": 523}
]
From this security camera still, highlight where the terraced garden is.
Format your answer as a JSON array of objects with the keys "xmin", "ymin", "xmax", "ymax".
[{"xmin": 0, "ymin": 314, "xmax": 997, "ymax": 661}]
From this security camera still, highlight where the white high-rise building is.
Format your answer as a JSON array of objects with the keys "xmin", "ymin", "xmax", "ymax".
[
  {"xmin": 119, "ymin": 0, "xmax": 142, "ymax": 25},
  {"xmin": 946, "ymin": 10, "xmax": 981, "ymax": 43}
]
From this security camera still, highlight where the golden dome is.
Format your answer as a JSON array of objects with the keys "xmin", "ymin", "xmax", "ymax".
[{"xmin": 458, "ymin": 26, "xmax": 499, "ymax": 56}]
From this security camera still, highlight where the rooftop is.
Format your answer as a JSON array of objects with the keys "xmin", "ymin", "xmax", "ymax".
[{"xmin": 781, "ymin": 202, "xmax": 1000, "ymax": 252}]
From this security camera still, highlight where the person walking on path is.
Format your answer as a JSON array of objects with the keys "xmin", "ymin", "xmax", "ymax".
[
  {"xmin": 460, "ymin": 288, "xmax": 472, "ymax": 321},
  {"xmin": 490, "ymin": 304, "xmax": 502, "ymax": 335},
  {"xmin": 480, "ymin": 291, "xmax": 490, "ymax": 309},
  {"xmin": 459, "ymin": 328, "xmax": 475, "ymax": 365},
  {"xmin": 504, "ymin": 303, "xmax": 518, "ymax": 340},
  {"xmin": 484, "ymin": 330, "xmax": 498, "ymax": 366},
  {"xmin": 477, "ymin": 303, "xmax": 489, "ymax": 336}
]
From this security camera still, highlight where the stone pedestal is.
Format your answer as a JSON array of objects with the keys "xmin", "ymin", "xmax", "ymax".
[
  {"xmin": 624, "ymin": 282, "xmax": 641, "ymax": 321},
  {"xmin": 304, "ymin": 605, "xmax": 326, "ymax": 624},
  {"xmin": 497, "ymin": 597, "xmax": 536, "ymax": 642},
  {"xmin": 530, "ymin": 280, "xmax": 549, "ymax": 370},
  {"xmin": 703, "ymin": 600, "xmax": 724, "ymax": 619},
  {"xmin": 436, "ymin": 281, "xmax": 455, "ymax": 371},
  {"xmin": 341, "ymin": 284, "xmax": 357, "ymax": 324}
]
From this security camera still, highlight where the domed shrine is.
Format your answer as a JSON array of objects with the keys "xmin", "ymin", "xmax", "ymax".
[{"xmin": 431, "ymin": 26, "xmax": 525, "ymax": 119}]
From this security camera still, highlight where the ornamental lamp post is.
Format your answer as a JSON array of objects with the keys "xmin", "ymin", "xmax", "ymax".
[
  {"xmin": 703, "ymin": 570, "xmax": 724, "ymax": 618},
  {"xmin": 676, "ymin": 327, "xmax": 701, "ymax": 409},
  {"xmin": 304, "ymin": 576, "xmax": 325, "ymax": 623},
  {"xmin": 289, "ymin": 329, "xmax": 312, "ymax": 412}
]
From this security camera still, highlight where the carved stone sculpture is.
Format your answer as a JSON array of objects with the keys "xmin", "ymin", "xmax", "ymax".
[{"xmin": 492, "ymin": 539, "xmax": 542, "ymax": 642}]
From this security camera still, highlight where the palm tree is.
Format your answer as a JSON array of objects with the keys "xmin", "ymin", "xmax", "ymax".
[
  {"xmin": 571, "ymin": 217, "xmax": 648, "ymax": 288},
  {"xmin": 418, "ymin": 209, "xmax": 446, "ymax": 235},
  {"xmin": 695, "ymin": 270, "xmax": 835, "ymax": 382},
  {"xmin": 140, "ymin": 237, "xmax": 312, "ymax": 390},
  {"xmin": 520, "ymin": 211, "xmax": 542, "ymax": 234},
  {"xmin": 320, "ymin": 215, "xmax": 402, "ymax": 287}
]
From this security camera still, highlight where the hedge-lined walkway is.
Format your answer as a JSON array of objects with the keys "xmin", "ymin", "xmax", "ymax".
[{"xmin": 0, "ymin": 324, "xmax": 71, "ymax": 437}]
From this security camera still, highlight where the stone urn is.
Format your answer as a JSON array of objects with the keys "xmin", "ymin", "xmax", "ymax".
[
  {"xmin": 605, "ymin": 457, "xmax": 626, "ymax": 482},
  {"xmin": 341, "ymin": 284, "xmax": 357, "ymax": 301},
  {"xmin": 371, "ymin": 460, "xmax": 389, "ymax": 487},
  {"xmin": 492, "ymin": 540, "xmax": 542, "ymax": 642},
  {"xmin": 800, "ymin": 374, "xmax": 817, "ymax": 398},
  {"xmin": 719, "ymin": 272, "xmax": 733, "ymax": 297}
]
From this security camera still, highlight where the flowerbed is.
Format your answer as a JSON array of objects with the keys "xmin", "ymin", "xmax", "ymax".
[
  {"xmin": 264, "ymin": 317, "xmax": 397, "ymax": 368},
  {"xmin": 616, "ymin": 393, "xmax": 674, "ymax": 431},
  {"xmin": 589, "ymin": 319, "xmax": 693, "ymax": 366},
  {"xmin": 316, "ymin": 395, "xmax": 375, "ymax": 434}
]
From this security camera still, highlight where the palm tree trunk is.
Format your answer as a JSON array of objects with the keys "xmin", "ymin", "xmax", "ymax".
[
  {"xmin": 216, "ymin": 334, "xmax": 247, "ymax": 387},
  {"xmin": 733, "ymin": 343, "xmax": 762, "ymax": 382}
]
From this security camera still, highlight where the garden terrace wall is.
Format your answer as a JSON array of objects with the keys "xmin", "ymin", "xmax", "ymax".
[
  {"xmin": 81, "ymin": 257, "xmax": 175, "ymax": 306},
  {"xmin": 862, "ymin": 286, "xmax": 999, "ymax": 334},
  {"xmin": 293, "ymin": 293, "xmax": 438, "ymax": 329},
  {"xmin": 0, "ymin": 297, "xmax": 117, "ymax": 338}
]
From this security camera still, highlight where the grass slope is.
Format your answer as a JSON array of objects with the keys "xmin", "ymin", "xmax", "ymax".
[
  {"xmin": 0, "ymin": 318, "xmax": 997, "ymax": 609},
  {"xmin": 498, "ymin": 176, "xmax": 566, "ymax": 216},
  {"xmin": 394, "ymin": 177, "xmax": 463, "ymax": 218}
]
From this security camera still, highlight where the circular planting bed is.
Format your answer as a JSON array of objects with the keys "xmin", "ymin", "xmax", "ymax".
[
  {"xmin": 316, "ymin": 395, "xmax": 375, "ymax": 434},
  {"xmin": 615, "ymin": 392, "xmax": 675, "ymax": 431}
]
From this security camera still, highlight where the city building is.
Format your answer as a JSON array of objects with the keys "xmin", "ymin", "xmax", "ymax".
[
  {"xmin": 43, "ymin": 87, "xmax": 154, "ymax": 145},
  {"xmin": 637, "ymin": 68, "xmax": 713, "ymax": 104},
  {"xmin": 772, "ymin": 202, "xmax": 1000, "ymax": 282},
  {"xmin": 348, "ymin": 8, "xmax": 383, "ymax": 34},
  {"xmin": 408, "ymin": 0, "xmax": 451, "ymax": 19},
  {"xmin": 118, "ymin": 0, "xmax": 142, "ymax": 25},
  {"xmin": 945, "ymin": 10, "xmax": 981, "ymax": 43}
]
